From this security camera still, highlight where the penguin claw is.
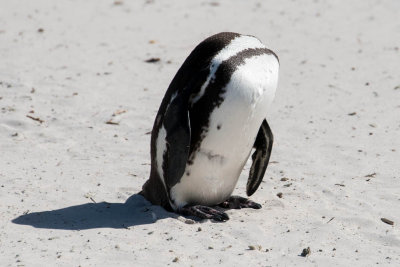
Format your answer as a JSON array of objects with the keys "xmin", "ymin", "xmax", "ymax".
[
  {"xmin": 219, "ymin": 196, "xmax": 262, "ymax": 209},
  {"xmin": 179, "ymin": 205, "xmax": 229, "ymax": 222}
]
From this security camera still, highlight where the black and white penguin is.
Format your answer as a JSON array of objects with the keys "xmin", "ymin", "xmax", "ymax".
[{"xmin": 140, "ymin": 32, "xmax": 279, "ymax": 221}]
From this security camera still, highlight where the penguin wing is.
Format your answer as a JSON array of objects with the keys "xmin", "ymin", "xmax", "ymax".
[
  {"xmin": 162, "ymin": 93, "xmax": 191, "ymax": 189},
  {"xmin": 246, "ymin": 119, "xmax": 274, "ymax": 196}
]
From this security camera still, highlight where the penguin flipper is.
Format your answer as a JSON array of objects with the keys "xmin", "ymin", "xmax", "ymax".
[
  {"xmin": 163, "ymin": 93, "xmax": 191, "ymax": 189},
  {"xmin": 246, "ymin": 119, "xmax": 273, "ymax": 196}
]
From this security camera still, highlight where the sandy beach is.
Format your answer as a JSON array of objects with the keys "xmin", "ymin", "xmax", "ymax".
[{"xmin": 1, "ymin": 0, "xmax": 399, "ymax": 266}]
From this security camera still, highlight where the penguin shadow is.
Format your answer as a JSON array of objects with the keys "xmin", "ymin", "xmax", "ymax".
[{"xmin": 12, "ymin": 194, "xmax": 179, "ymax": 230}]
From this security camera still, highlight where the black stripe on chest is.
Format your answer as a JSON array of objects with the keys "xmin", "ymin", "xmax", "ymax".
[
  {"xmin": 188, "ymin": 47, "xmax": 276, "ymax": 163},
  {"xmin": 151, "ymin": 33, "xmax": 240, "ymax": 171}
]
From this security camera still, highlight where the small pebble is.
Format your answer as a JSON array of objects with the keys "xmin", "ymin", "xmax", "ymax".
[
  {"xmin": 248, "ymin": 245, "xmax": 262, "ymax": 251},
  {"xmin": 300, "ymin": 247, "xmax": 311, "ymax": 257},
  {"xmin": 185, "ymin": 219, "xmax": 195, "ymax": 224}
]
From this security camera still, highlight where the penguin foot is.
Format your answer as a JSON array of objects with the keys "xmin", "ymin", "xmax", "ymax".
[
  {"xmin": 219, "ymin": 196, "xmax": 262, "ymax": 209},
  {"xmin": 179, "ymin": 205, "xmax": 230, "ymax": 222}
]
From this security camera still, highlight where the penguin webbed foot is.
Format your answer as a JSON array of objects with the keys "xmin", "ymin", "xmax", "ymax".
[
  {"xmin": 219, "ymin": 195, "xmax": 262, "ymax": 209},
  {"xmin": 179, "ymin": 205, "xmax": 229, "ymax": 222}
]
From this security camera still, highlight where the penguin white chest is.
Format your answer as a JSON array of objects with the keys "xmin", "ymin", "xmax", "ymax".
[{"xmin": 170, "ymin": 54, "xmax": 279, "ymax": 208}]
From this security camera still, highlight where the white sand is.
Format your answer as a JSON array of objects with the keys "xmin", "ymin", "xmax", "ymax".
[{"xmin": 1, "ymin": 0, "xmax": 399, "ymax": 266}]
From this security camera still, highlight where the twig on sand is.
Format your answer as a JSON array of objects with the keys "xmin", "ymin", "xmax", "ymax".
[
  {"xmin": 145, "ymin": 57, "xmax": 160, "ymax": 63},
  {"xmin": 381, "ymin": 218, "xmax": 394, "ymax": 225},
  {"xmin": 112, "ymin": 109, "xmax": 126, "ymax": 116},
  {"xmin": 327, "ymin": 217, "xmax": 335, "ymax": 223},
  {"xmin": 106, "ymin": 120, "xmax": 119, "ymax": 125},
  {"xmin": 26, "ymin": 115, "xmax": 44, "ymax": 123}
]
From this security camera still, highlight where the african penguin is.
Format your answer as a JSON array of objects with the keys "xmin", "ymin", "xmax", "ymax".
[{"xmin": 140, "ymin": 32, "xmax": 279, "ymax": 221}]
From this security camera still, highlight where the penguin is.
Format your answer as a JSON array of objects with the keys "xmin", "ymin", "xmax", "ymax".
[{"xmin": 140, "ymin": 32, "xmax": 279, "ymax": 221}]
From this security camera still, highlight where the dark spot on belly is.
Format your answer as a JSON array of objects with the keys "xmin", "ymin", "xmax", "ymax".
[
  {"xmin": 186, "ymin": 171, "xmax": 190, "ymax": 176},
  {"xmin": 217, "ymin": 124, "xmax": 222, "ymax": 130}
]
